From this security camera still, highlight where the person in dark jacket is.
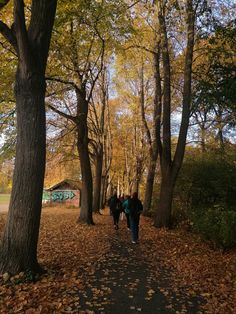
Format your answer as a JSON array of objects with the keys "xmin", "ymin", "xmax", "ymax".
[
  {"xmin": 108, "ymin": 193, "xmax": 122, "ymax": 230},
  {"xmin": 129, "ymin": 192, "xmax": 143, "ymax": 243}
]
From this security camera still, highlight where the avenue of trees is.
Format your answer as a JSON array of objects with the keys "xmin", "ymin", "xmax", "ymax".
[{"xmin": 0, "ymin": 0, "xmax": 235, "ymax": 274}]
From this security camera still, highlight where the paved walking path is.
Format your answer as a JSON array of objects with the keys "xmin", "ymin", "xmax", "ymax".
[
  {"xmin": 72, "ymin": 227, "xmax": 204, "ymax": 313},
  {"xmin": 0, "ymin": 208, "xmax": 206, "ymax": 313}
]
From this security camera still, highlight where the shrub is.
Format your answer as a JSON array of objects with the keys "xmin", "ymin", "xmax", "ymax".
[
  {"xmin": 174, "ymin": 148, "xmax": 236, "ymax": 248},
  {"xmin": 191, "ymin": 206, "xmax": 236, "ymax": 248}
]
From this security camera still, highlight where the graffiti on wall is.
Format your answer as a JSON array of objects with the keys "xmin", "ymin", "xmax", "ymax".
[
  {"xmin": 43, "ymin": 191, "xmax": 51, "ymax": 201},
  {"xmin": 51, "ymin": 190, "xmax": 75, "ymax": 202},
  {"xmin": 43, "ymin": 190, "xmax": 78, "ymax": 204}
]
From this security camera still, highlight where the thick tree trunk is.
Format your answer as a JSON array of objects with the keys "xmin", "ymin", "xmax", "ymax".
[
  {"xmin": 0, "ymin": 0, "xmax": 57, "ymax": 274},
  {"xmin": 76, "ymin": 95, "xmax": 94, "ymax": 224},
  {"xmin": 0, "ymin": 74, "xmax": 46, "ymax": 274},
  {"xmin": 93, "ymin": 147, "xmax": 103, "ymax": 212},
  {"xmin": 77, "ymin": 139, "xmax": 94, "ymax": 224},
  {"xmin": 154, "ymin": 172, "xmax": 175, "ymax": 228},
  {"xmin": 143, "ymin": 154, "xmax": 158, "ymax": 214}
]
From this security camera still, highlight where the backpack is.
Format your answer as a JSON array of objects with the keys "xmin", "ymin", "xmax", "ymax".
[
  {"xmin": 130, "ymin": 199, "xmax": 143, "ymax": 217},
  {"xmin": 123, "ymin": 198, "xmax": 131, "ymax": 214},
  {"xmin": 109, "ymin": 197, "xmax": 121, "ymax": 212}
]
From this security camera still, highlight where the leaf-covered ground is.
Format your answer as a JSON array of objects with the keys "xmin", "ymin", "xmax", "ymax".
[{"xmin": 0, "ymin": 207, "xmax": 235, "ymax": 313}]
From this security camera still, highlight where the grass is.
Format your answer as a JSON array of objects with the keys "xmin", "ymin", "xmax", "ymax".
[{"xmin": 0, "ymin": 194, "xmax": 10, "ymax": 204}]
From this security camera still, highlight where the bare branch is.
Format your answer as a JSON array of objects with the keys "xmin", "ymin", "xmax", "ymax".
[
  {"xmin": 46, "ymin": 102, "xmax": 76, "ymax": 123},
  {"xmin": 0, "ymin": 21, "xmax": 17, "ymax": 51},
  {"xmin": 127, "ymin": 0, "xmax": 142, "ymax": 10},
  {"xmin": 0, "ymin": 38, "xmax": 18, "ymax": 56},
  {"xmin": 125, "ymin": 44, "xmax": 156, "ymax": 55},
  {"xmin": 87, "ymin": 36, "xmax": 105, "ymax": 103},
  {"xmin": 14, "ymin": 0, "xmax": 31, "ymax": 72},
  {"xmin": 46, "ymin": 76, "xmax": 78, "ymax": 90},
  {"xmin": 46, "ymin": 76, "xmax": 86, "ymax": 100}
]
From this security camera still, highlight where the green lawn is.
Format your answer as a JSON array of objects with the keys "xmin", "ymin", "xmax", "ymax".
[{"xmin": 0, "ymin": 194, "xmax": 10, "ymax": 204}]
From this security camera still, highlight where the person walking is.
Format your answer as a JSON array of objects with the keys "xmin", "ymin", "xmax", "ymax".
[
  {"xmin": 129, "ymin": 192, "xmax": 143, "ymax": 243},
  {"xmin": 122, "ymin": 195, "xmax": 131, "ymax": 230},
  {"xmin": 108, "ymin": 193, "xmax": 122, "ymax": 230}
]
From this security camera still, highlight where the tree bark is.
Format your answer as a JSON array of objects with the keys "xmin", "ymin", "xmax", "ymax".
[
  {"xmin": 0, "ymin": 0, "xmax": 57, "ymax": 274},
  {"xmin": 143, "ymin": 43, "xmax": 162, "ymax": 214},
  {"xmin": 0, "ymin": 75, "xmax": 46, "ymax": 274},
  {"xmin": 92, "ymin": 69, "xmax": 107, "ymax": 212},
  {"xmin": 154, "ymin": 171, "xmax": 175, "ymax": 228},
  {"xmin": 200, "ymin": 125, "xmax": 206, "ymax": 153},
  {"xmin": 76, "ymin": 95, "xmax": 94, "ymax": 225},
  {"xmin": 143, "ymin": 155, "xmax": 157, "ymax": 214},
  {"xmin": 133, "ymin": 156, "xmax": 143, "ymax": 194},
  {"xmin": 93, "ymin": 145, "xmax": 103, "ymax": 212},
  {"xmin": 77, "ymin": 139, "xmax": 94, "ymax": 224},
  {"xmin": 100, "ymin": 174, "xmax": 107, "ymax": 209}
]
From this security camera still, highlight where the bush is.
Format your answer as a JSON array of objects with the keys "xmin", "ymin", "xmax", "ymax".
[
  {"xmin": 191, "ymin": 206, "xmax": 236, "ymax": 248},
  {"xmin": 174, "ymin": 148, "xmax": 236, "ymax": 248}
]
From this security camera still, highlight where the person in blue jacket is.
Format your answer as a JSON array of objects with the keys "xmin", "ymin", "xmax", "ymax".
[
  {"xmin": 129, "ymin": 192, "xmax": 143, "ymax": 243},
  {"xmin": 122, "ymin": 195, "xmax": 131, "ymax": 230}
]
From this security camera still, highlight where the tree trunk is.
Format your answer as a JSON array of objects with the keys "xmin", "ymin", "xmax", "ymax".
[
  {"xmin": 154, "ymin": 4, "xmax": 172, "ymax": 227},
  {"xmin": 77, "ymin": 136, "xmax": 94, "ymax": 224},
  {"xmin": 100, "ymin": 174, "xmax": 106, "ymax": 209},
  {"xmin": 133, "ymin": 156, "xmax": 142, "ymax": 194},
  {"xmin": 133, "ymin": 180, "xmax": 139, "ymax": 195},
  {"xmin": 76, "ymin": 95, "xmax": 94, "ymax": 224},
  {"xmin": 200, "ymin": 126, "xmax": 206, "ymax": 153},
  {"xmin": 143, "ymin": 43, "xmax": 161, "ymax": 214},
  {"xmin": 216, "ymin": 110, "xmax": 225, "ymax": 151},
  {"xmin": 0, "ymin": 0, "xmax": 57, "ymax": 274},
  {"xmin": 143, "ymin": 154, "xmax": 158, "ymax": 214},
  {"xmin": 155, "ymin": 0, "xmax": 195, "ymax": 228},
  {"xmin": 93, "ymin": 69, "xmax": 106, "ymax": 212},
  {"xmin": 0, "ymin": 74, "xmax": 46, "ymax": 274},
  {"xmin": 93, "ymin": 146, "xmax": 103, "ymax": 212},
  {"xmin": 154, "ymin": 171, "xmax": 174, "ymax": 228}
]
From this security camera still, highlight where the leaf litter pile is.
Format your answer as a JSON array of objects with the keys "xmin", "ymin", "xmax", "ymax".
[{"xmin": 0, "ymin": 207, "xmax": 235, "ymax": 313}]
